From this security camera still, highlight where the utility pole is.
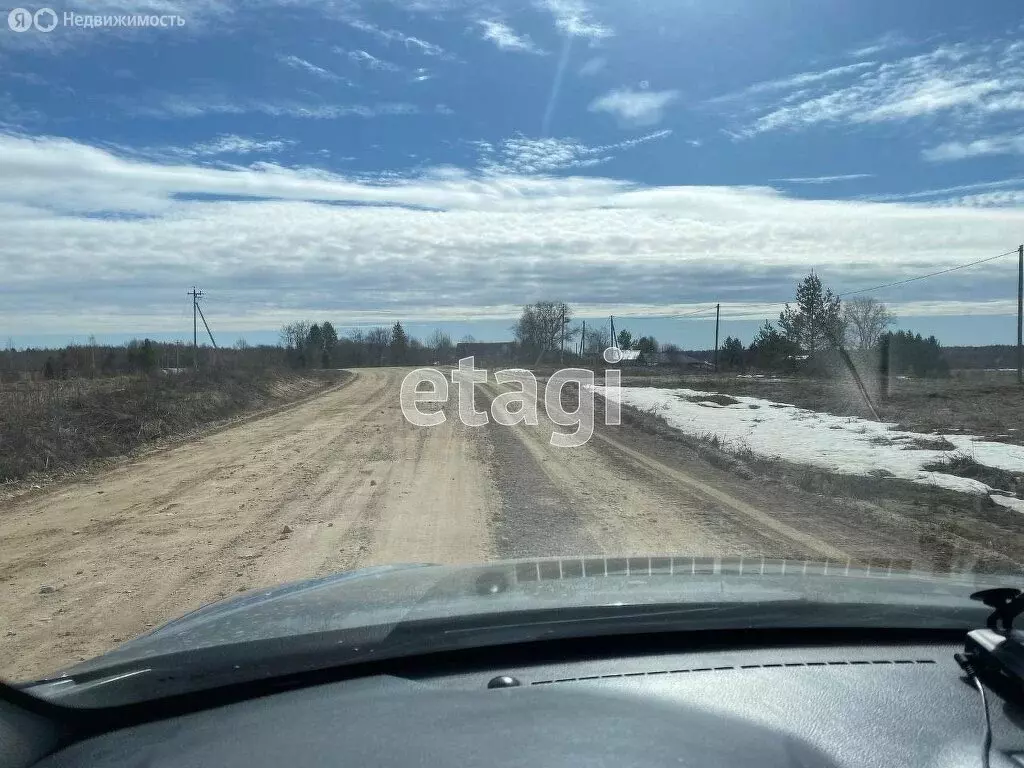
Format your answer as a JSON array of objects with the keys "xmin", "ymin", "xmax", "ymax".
[
  {"xmin": 610, "ymin": 315, "xmax": 617, "ymax": 349},
  {"xmin": 581, "ymin": 320, "xmax": 585, "ymax": 357},
  {"xmin": 1018, "ymin": 244, "xmax": 1023, "ymax": 385},
  {"xmin": 713, "ymin": 303, "xmax": 720, "ymax": 372},
  {"xmin": 188, "ymin": 286, "xmax": 203, "ymax": 369},
  {"xmin": 560, "ymin": 305, "xmax": 565, "ymax": 364}
]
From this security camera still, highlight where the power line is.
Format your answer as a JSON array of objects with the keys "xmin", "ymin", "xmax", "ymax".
[
  {"xmin": 627, "ymin": 247, "xmax": 1022, "ymax": 324},
  {"xmin": 837, "ymin": 248, "xmax": 1020, "ymax": 298},
  {"xmin": 657, "ymin": 306, "xmax": 719, "ymax": 320},
  {"xmin": 703, "ymin": 247, "xmax": 1022, "ymax": 320}
]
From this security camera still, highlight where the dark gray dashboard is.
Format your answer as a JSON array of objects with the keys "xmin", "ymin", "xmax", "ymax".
[{"xmin": 29, "ymin": 643, "xmax": 1024, "ymax": 768}]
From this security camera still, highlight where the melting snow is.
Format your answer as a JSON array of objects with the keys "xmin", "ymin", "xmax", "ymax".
[
  {"xmin": 992, "ymin": 496, "xmax": 1024, "ymax": 514},
  {"xmin": 591, "ymin": 385, "xmax": 1024, "ymax": 501}
]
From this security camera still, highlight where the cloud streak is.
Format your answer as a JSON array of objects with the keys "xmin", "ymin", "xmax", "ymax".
[
  {"xmin": 476, "ymin": 20, "xmax": 545, "ymax": 54},
  {"xmin": 277, "ymin": 54, "xmax": 347, "ymax": 82},
  {"xmin": 134, "ymin": 95, "xmax": 419, "ymax": 120},
  {"xmin": 338, "ymin": 48, "xmax": 401, "ymax": 72},
  {"xmin": 475, "ymin": 129, "xmax": 672, "ymax": 174},
  {"xmin": 714, "ymin": 39, "xmax": 1024, "ymax": 138},
  {"xmin": 346, "ymin": 19, "xmax": 451, "ymax": 59},
  {"xmin": 775, "ymin": 173, "xmax": 873, "ymax": 184},
  {"xmin": 923, "ymin": 132, "xmax": 1024, "ymax": 161}
]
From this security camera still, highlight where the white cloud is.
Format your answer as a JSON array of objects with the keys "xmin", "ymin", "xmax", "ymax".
[
  {"xmin": 277, "ymin": 54, "xmax": 346, "ymax": 82},
  {"xmin": 579, "ymin": 57, "xmax": 606, "ymax": 76},
  {"xmin": 189, "ymin": 135, "xmax": 292, "ymax": 156},
  {"xmin": 476, "ymin": 20, "xmax": 545, "ymax": 55},
  {"xmin": 589, "ymin": 88, "xmax": 678, "ymax": 127},
  {"xmin": 863, "ymin": 177, "xmax": 1024, "ymax": 203},
  {"xmin": 715, "ymin": 40, "xmax": 1024, "ymax": 138},
  {"xmin": 476, "ymin": 129, "xmax": 672, "ymax": 174},
  {"xmin": 846, "ymin": 31, "xmax": 915, "ymax": 59},
  {"xmin": 346, "ymin": 19, "xmax": 451, "ymax": 59},
  {"xmin": 3, "ymin": 133, "xmax": 1024, "ymax": 335},
  {"xmin": 134, "ymin": 95, "xmax": 418, "ymax": 119},
  {"xmin": 707, "ymin": 61, "xmax": 877, "ymax": 105},
  {"xmin": 775, "ymin": 174, "xmax": 873, "ymax": 184},
  {"xmin": 537, "ymin": 0, "xmax": 612, "ymax": 40},
  {"xmin": 923, "ymin": 132, "xmax": 1024, "ymax": 161},
  {"xmin": 338, "ymin": 49, "xmax": 401, "ymax": 71},
  {"xmin": 934, "ymin": 190, "xmax": 1024, "ymax": 208}
]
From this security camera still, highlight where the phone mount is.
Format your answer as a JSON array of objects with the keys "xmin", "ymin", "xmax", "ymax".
[{"xmin": 960, "ymin": 588, "xmax": 1024, "ymax": 702}]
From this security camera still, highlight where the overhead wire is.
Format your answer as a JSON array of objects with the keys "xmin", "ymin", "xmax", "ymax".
[
  {"xmin": 837, "ymin": 248, "xmax": 1019, "ymax": 298},
  {"xmin": 652, "ymin": 246, "xmax": 1022, "ymax": 323}
]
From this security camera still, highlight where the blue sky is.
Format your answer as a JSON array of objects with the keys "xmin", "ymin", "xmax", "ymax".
[{"xmin": 2, "ymin": 0, "xmax": 1024, "ymax": 349}]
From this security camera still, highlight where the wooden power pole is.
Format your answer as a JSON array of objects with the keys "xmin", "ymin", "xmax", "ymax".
[
  {"xmin": 610, "ymin": 315, "xmax": 616, "ymax": 349},
  {"xmin": 713, "ymin": 303, "xmax": 721, "ymax": 372},
  {"xmin": 559, "ymin": 305, "xmax": 565, "ymax": 364},
  {"xmin": 188, "ymin": 287, "xmax": 203, "ymax": 369},
  {"xmin": 1018, "ymin": 244, "xmax": 1023, "ymax": 385}
]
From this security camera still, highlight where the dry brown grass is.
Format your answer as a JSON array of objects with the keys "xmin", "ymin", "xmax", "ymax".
[{"xmin": 0, "ymin": 369, "xmax": 343, "ymax": 483}]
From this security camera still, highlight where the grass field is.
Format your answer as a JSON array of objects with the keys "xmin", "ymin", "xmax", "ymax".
[{"xmin": 0, "ymin": 369, "xmax": 343, "ymax": 485}]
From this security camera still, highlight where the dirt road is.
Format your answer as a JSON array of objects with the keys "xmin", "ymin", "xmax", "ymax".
[{"xmin": 0, "ymin": 368, "xmax": 1004, "ymax": 680}]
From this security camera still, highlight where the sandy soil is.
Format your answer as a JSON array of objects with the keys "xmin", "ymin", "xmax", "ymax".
[
  {"xmin": 0, "ymin": 367, "xmax": 1008, "ymax": 681},
  {"xmin": 0, "ymin": 369, "xmax": 493, "ymax": 680}
]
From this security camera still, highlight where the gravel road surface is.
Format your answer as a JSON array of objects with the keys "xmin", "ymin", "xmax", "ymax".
[{"xmin": 0, "ymin": 367, "xmax": 1007, "ymax": 680}]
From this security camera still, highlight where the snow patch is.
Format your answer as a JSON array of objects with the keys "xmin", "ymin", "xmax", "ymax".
[
  {"xmin": 991, "ymin": 495, "xmax": 1024, "ymax": 514},
  {"xmin": 591, "ymin": 385, "xmax": 1024, "ymax": 496}
]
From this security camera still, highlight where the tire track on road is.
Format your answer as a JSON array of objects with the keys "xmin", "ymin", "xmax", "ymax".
[{"xmin": 479, "ymin": 378, "xmax": 848, "ymax": 561}]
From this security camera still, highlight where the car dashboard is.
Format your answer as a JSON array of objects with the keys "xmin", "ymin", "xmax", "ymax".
[{"xmin": 8, "ymin": 639, "xmax": 1024, "ymax": 768}]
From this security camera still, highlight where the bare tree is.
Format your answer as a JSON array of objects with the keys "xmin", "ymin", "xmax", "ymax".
[
  {"xmin": 366, "ymin": 326, "xmax": 392, "ymax": 365},
  {"xmin": 280, "ymin": 321, "xmax": 311, "ymax": 350},
  {"xmin": 428, "ymin": 329, "xmax": 454, "ymax": 362},
  {"xmin": 843, "ymin": 297, "xmax": 895, "ymax": 350},
  {"xmin": 514, "ymin": 301, "xmax": 573, "ymax": 362},
  {"xmin": 584, "ymin": 327, "xmax": 610, "ymax": 353}
]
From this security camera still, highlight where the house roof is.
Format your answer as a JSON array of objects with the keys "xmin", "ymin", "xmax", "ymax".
[{"xmin": 652, "ymin": 351, "xmax": 708, "ymax": 365}]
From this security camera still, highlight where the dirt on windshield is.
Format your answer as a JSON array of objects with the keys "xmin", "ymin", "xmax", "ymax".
[{"xmin": 0, "ymin": 367, "xmax": 1016, "ymax": 681}]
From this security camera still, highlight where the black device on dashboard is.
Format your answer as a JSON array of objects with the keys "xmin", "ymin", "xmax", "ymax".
[{"xmin": 959, "ymin": 588, "xmax": 1024, "ymax": 704}]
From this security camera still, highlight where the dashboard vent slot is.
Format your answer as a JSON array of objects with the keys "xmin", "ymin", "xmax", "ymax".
[{"xmin": 529, "ymin": 659, "xmax": 936, "ymax": 685}]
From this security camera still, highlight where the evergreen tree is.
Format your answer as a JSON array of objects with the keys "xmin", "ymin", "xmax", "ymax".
[
  {"xmin": 720, "ymin": 336, "xmax": 745, "ymax": 370},
  {"xmin": 390, "ymin": 322, "xmax": 408, "ymax": 364},
  {"xmin": 779, "ymin": 273, "xmax": 843, "ymax": 355},
  {"xmin": 879, "ymin": 330, "xmax": 949, "ymax": 378},
  {"xmin": 749, "ymin": 322, "xmax": 797, "ymax": 371}
]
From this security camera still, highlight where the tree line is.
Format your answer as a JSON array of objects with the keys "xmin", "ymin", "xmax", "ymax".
[
  {"xmin": 3, "ymin": 274, "xmax": 952, "ymax": 380},
  {"xmin": 278, "ymin": 320, "xmax": 470, "ymax": 369},
  {"xmin": 715, "ymin": 273, "xmax": 948, "ymax": 377}
]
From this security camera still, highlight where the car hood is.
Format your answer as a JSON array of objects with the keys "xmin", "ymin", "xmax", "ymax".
[{"xmin": 56, "ymin": 555, "xmax": 1009, "ymax": 680}]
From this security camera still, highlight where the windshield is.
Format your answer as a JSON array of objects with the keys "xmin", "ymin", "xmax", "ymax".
[{"xmin": 1, "ymin": 0, "xmax": 1023, "ymax": 691}]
